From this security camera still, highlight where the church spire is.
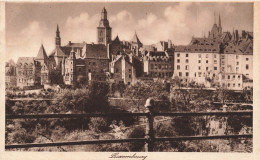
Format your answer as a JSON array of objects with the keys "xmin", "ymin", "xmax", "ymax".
[
  {"xmin": 55, "ymin": 24, "xmax": 61, "ymax": 47},
  {"xmin": 218, "ymin": 12, "xmax": 222, "ymax": 35},
  {"xmin": 56, "ymin": 24, "xmax": 60, "ymax": 36},
  {"xmin": 101, "ymin": 7, "xmax": 107, "ymax": 20},
  {"xmin": 218, "ymin": 13, "xmax": 221, "ymax": 28}
]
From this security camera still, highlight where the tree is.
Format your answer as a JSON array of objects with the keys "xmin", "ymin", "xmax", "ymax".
[
  {"xmin": 49, "ymin": 70, "xmax": 64, "ymax": 84},
  {"xmin": 123, "ymin": 81, "xmax": 171, "ymax": 112}
]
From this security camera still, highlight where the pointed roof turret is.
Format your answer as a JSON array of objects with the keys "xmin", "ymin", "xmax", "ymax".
[
  {"xmin": 36, "ymin": 44, "xmax": 48, "ymax": 60},
  {"xmin": 131, "ymin": 32, "xmax": 142, "ymax": 45},
  {"xmin": 113, "ymin": 35, "xmax": 121, "ymax": 44}
]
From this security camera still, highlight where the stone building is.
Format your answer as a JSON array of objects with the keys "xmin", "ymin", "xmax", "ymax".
[
  {"xmin": 174, "ymin": 15, "xmax": 253, "ymax": 90},
  {"xmin": 110, "ymin": 55, "xmax": 136, "ymax": 85},
  {"xmin": 143, "ymin": 50, "xmax": 174, "ymax": 79},
  {"xmin": 16, "ymin": 57, "xmax": 41, "ymax": 88},
  {"xmin": 62, "ymin": 49, "xmax": 86, "ymax": 85},
  {"xmin": 175, "ymin": 38, "xmax": 221, "ymax": 86},
  {"xmin": 5, "ymin": 59, "xmax": 17, "ymax": 88},
  {"xmin": 82, "ymin": 43, "xmax": 110, "ymax": 82}
]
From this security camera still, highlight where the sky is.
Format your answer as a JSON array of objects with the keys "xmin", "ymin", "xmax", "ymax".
[{"xmin": 5, "ymin": 2, "xmax": 253, "ymax": 62}]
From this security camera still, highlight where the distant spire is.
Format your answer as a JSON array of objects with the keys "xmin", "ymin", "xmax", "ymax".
[
  {"xmin": 55, "ymin": 24, "xmax": 61, "ymax": 46},
  {"xmin": 56, "ymin": 24, "xmax": 60, "ymax": 37},
  {"xmin": 214, "ymin": 12, "xmax": 216, "ymax": 24},
  {"xmin": 218, "ymin": 12, "xmax": 221, "ymax": 28}
]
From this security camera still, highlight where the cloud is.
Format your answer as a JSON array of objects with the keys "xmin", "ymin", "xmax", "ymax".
[
  {"xmin": 6, "ymin": 21, "xmax": 53, "ymax": 62},
  {"xmin": 63, "ymin": 13, "xmax": 100, "ymax": 44},
  {"xmin": 6, "ymin": 3, "xmax": 252, "ymax": 62}
]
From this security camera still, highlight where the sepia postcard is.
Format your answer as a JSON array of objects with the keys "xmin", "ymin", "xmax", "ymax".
[{"xmin": 0, "ymin": 1, "xmax": 260, "ymax": 160}]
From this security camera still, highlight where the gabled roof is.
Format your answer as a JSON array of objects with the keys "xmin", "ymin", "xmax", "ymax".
[
  {"xmin": 17, "ymin": 57, "xmax": 36, "ymax": 65},
  {"xmin": 49, "ymin": 46, "xmax": 67, "ymax": 57},
  {"xmin": 112, "ymin": 36, "xmax": 121, "ymax": 44},
  {"xmin": 131, "ymin": 32, "xmax": 142, "ymax": 44},
  {"xmin": 176, "ymin": 38, "xmax": 220, "ymax": 53},
  {"xmin": 112, "ymin": 55, "xmax": 133, "ymax": 66},
  {"xmin": 35, "ymin": 44, "xmax": 48, "ymax": 60}
]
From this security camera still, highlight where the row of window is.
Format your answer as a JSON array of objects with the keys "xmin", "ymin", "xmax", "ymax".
[
  {"xmin": 150, "ymin": 72, "xmax": 173, "ymax": 78},
  {"xmin": 18, "ymin": 71, "xmax": 33, "ymax": 76},
  {"xmin": 178, "ymin": 71, "xmax": 216, "ymax": 78},
  {"xmin": 176, "ymin": 65, "xmax": 218, "ymax": 71},
  {"xmin": 222, "ymin": 74, "xmax": 241, "ymax": 80},
  {"xmin": 17, "ymin": 63, "xmax": 34, "ymax": 67},
  {"xmin": 151, "ymin": 64, "xmax": 171, "ymax": 70},
  {"xmin": 149, "ymin": 58, "xmax": 172, "ymax": 62},
  {"xmin": 176, "ymin": 53, "xmax": 250, "ymax": 62},
  {"xmin": 18, "ymin": 78, "xmax": 33, "ymax": 83},
  {"xmin": 225, "ymin": 83, "xmax": 241, "ymax": 88},
  {"xmin": 176, "ymin": 53, "xmax": 217, "ymax": 58}
]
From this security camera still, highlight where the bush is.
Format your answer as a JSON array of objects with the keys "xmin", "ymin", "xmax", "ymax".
[
  {"xmin": 126, "ymin": 126, "xmax": 145, "ymax": 151},
  {"xmin": 89, "ymin": 117, "xmax": 109, "ymax": 133}
]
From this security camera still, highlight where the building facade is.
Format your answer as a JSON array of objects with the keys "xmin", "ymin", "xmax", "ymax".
[
  {"xmin": 143, "ymin": 51, "xmax": 174, "ymax": 79},
  {"xmin": 174, "ymin": 14, "xmax": 253, "ymax": 90},
  {"xmin": 110, "ymin": 55, "xmax": 136, "ymax": 85},
  {"xmin": 5, "ymin": 59, "xmax": 17, "ymax": 88},
  {"xmin": 16, "ymin": 57, "xmax": 41, "ymax": 88}
]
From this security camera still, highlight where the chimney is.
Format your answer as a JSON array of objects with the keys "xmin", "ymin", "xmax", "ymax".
[
  {"xmin": 168, "ymin": 40, "xmax": 172, "ymax": 49},
  {"xmin": 235, "ymin": 30, "xmax": 239, "ymax": 42},
  {"xmin": 69, "ymin": 41, "xmax": 71, "ymax": 45},
  {"xmin": 242, "ymin": 30, "xmax": 246, "ymax": 39}
]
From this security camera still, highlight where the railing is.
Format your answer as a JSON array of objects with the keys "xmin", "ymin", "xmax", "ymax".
[{"xmin": 5, "ymin": 99, "xmax": 253, "ymax": 152}]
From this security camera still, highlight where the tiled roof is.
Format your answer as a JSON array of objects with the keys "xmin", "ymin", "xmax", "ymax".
[
  {"xmin": 148, "ymin": 51, "xmax": 167, "ymax": 57},
  {"xmin": 49, "ymin": 47, "xmax": 67, "ymax": 57},
  {"xmin": 82, "ymin": 43, "xmax": 108, "ymax": 59},
  {"xmin": 223, "ymin": 39, "xmax": 253, "ymax": 55},
  {"xmin": 223, "ymin": 43, "xmax": 243, "ymax": 54}
]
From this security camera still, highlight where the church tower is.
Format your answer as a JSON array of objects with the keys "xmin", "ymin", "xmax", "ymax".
[
  {"xmin": 55, "ymin": 25, "xmax": 61, "ymax": 47},
  {"xmin": 97, "ymin": 7, "xmax": 112, "ymax": 46}
]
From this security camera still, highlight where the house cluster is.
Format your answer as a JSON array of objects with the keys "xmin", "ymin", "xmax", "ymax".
[
  {"xmin": 5, "ymin": 8, "xmax": 253, "ymax": 91},
  {"xmin": 174, "ymin": 14, "xmax": 253, "ymax": 90}
]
